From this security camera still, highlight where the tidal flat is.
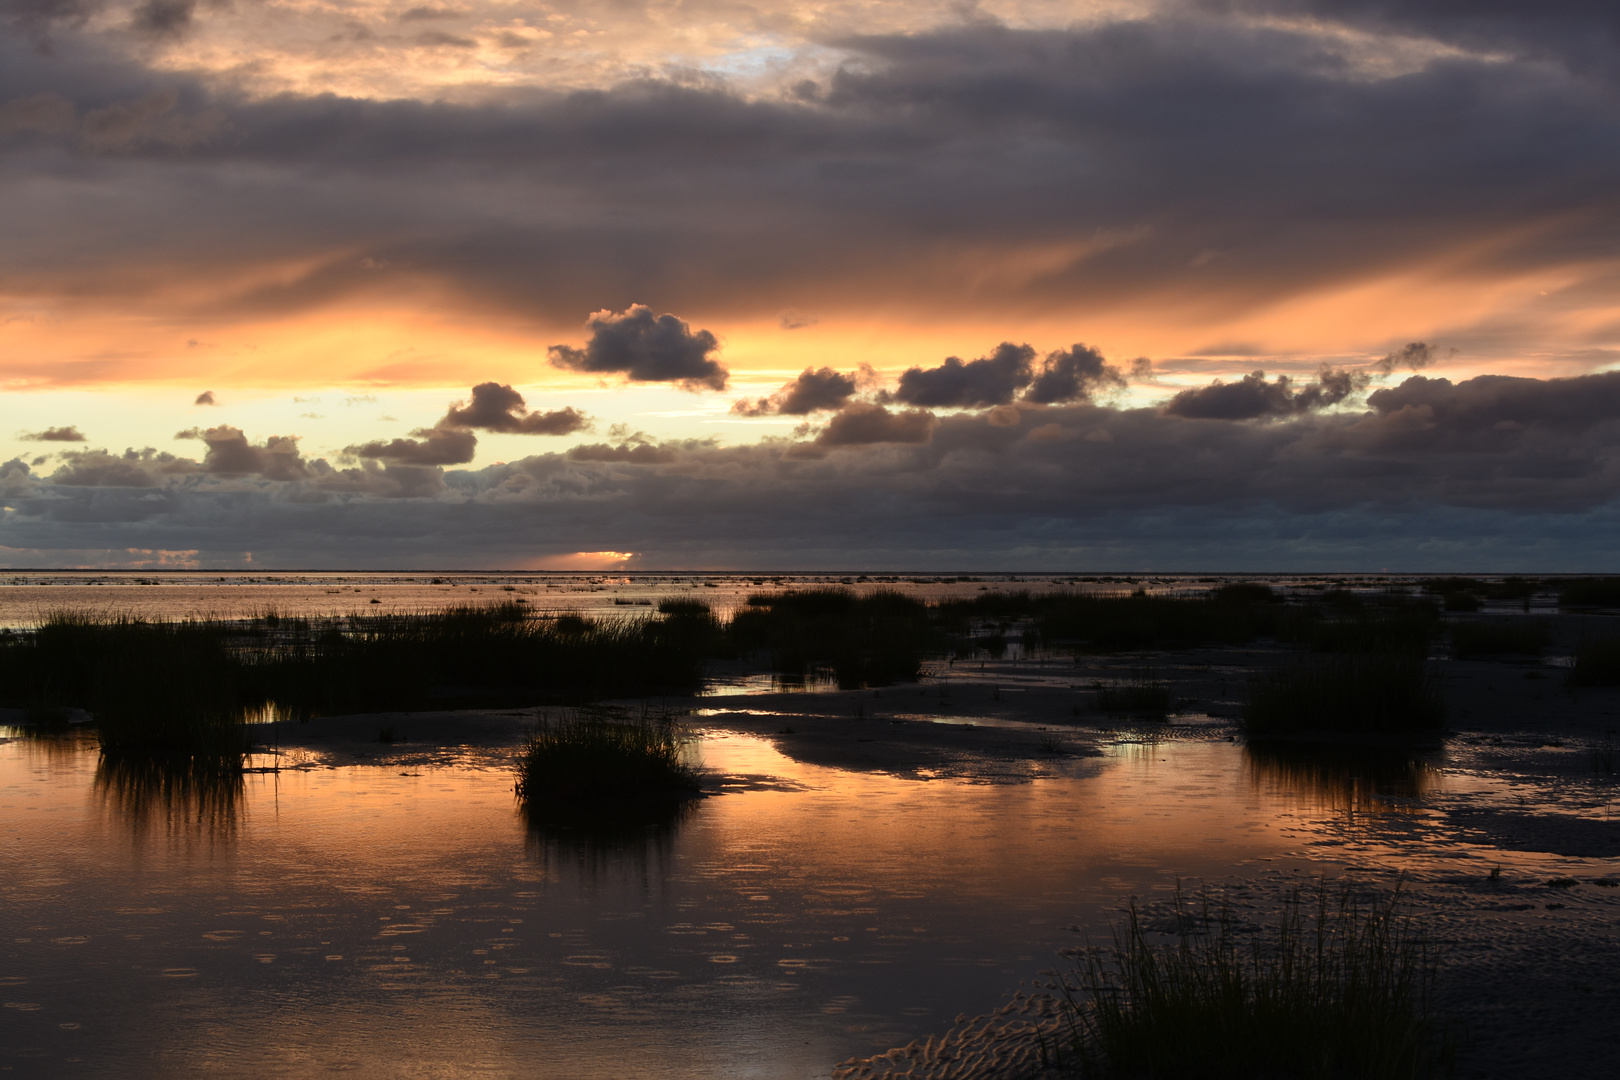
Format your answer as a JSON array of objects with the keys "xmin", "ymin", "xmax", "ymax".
[{"xmin": 1, "ymin": 573, "xmax": 1617, "ymax": 1079}]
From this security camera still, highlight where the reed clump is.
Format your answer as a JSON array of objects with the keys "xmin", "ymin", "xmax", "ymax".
[
  {"xmin": 936, "ymin": 588, "xmax": 1284, "ymax": 652},
  {"xmin": 1056, "ymin": 884, "xmax": 1450, "ymax": 1080},
  {"xmin": 1557, "ymin": 577, "xmax": 1620, "ymax": 608},
  {"xmin": 0, "ymin": 604, "xmax": 710, "ymax": 758},
  {"xmin": 515, "ymin": 709, "xmax": 699, "ymax": 806},
  {"xmin": 1245, "ymin": 652, "xmax": 1445, "ymax": 737},
  {"xmin": 727, "ymin": 588, "xmax": 938, "ymax": 687},
  {"xmin": 1449, "ymin": 618, "xmax": 1551, "ymax": 658},
  {"xmin": 1568, "ymin": 635, "xmax": 1620, "ymax": 686}
]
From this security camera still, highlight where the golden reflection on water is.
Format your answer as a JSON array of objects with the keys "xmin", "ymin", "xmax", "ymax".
[
  {"xmin": 0, "ymin": 724, "xmax": 1481, "ymax": 1079},
  {"xmin": 94, "ymin": 756, "xmax": 245, "ymax": 840},
  {"xmin": 1244, "ymin": 742, "xmax": 1440, "ymax": 813}
]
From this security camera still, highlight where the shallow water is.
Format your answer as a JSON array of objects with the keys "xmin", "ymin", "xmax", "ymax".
[
  {"xmin": 0, "ymin": 569, "xmax": 1566, "ymax": 630},
  {"xmin": 0, "ymin": 720, "xmax": 1449, "ymax": 1079}
]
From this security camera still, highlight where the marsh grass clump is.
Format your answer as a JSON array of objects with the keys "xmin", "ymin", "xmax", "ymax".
[
  {"xmin": 1094, "ymin": 672, "xmax": 1173, "ymax": 715},
  {"xmin": 937, "ymin": 590, "xmax": 1284, "ymax": 653},
  {"xmin": 1, "ymin": 613, "xmax": 254, "ymax": 762},
  {"xmin": 1057, "ymin": 884, "xmax": 1450, "ymax": 1080},
  {"xmin": 1569, "ymin": 636, "xmax": 1620, "ymax": 686},
  {"xmin": 0, "ymin": 604, "xmax": 710, "ymax": 758},
  {"xmin": 1449, "ymin": 618, "xmax": 1551, "ymax": 658},
  {"xmin": 1558, "ymin": 577, "xmax": 1620, "ymax": 608},
  {"xmin": 728, "ymin": 588, "xmax": 937, "ymax": 687},
  {"xmin": 1245, "ymin": 652, "xmax": 1444, "ymax": 737},
  {"xmin": 516, "ymin": 709, "xmax": 699, "ymax": 807},
  {"xmin": 1283, "ymin": 601, "xmax": 1439, "ymax": 655}
]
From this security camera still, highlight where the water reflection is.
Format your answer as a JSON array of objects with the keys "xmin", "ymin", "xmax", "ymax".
[
  {"xmin": 94, "ymin": 755, "xmax": 245, "ymax": 839},
  {"xmin": 1244, "ymin": 742, "xmax": 1439, "ymax": 812},
  {"xmin": 523, "ymin": 798, "xmax": 698, "ymax": 882}
]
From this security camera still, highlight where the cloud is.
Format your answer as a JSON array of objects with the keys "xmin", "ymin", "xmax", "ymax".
[
  {"xmin": 440, "ymin": 382, "xmax": 592, "ymax": 435},
  {"xmin": 19, "ymin": 425, "xmax": 86, "ymax": 442},
  {"xmin": 1164, "ymin": 366, "xmax": 1369, "ymax": 419},
  {"xmin": 732, "ymin": 366, "xmax": 861, "ymax": 416},
  {"xmin": 1371, "ymin": 341, "xmax": 1440, "ymax": 376},
  {"xmin": 347, "ymin": 426, "xmax": 478, "ymax": 466},
  {"xmin": 887, "ymin": 343, "xmax": 1035, "ymax": 409},
  {"xmin": 1024, "ymin": 344, "xmax": 1128, "ymax": 405},
  {"xmin": 6, "ymin": 373, "xmax": 1620, "ymax": 568},
  {"xmin": 194, "ymin": 390, "xmax": 216, "ymax": 405},
  {"xmin": 129, "ymin": 0, "xmax": 193, "ymax": 38},
  {"xmin": 48, "ymin": 447, "xmax": 192, "ymax": 487},
  {"xmin": 811, "ymin": 402, "xmax": 938, "ymax": 446},
  {"xmin": 548, "ymin": 305, "xmax": 727, "ymax": 392},
  {"xmin": 191, "ymin": 425, "xmax": 311, "ymax": 481}
]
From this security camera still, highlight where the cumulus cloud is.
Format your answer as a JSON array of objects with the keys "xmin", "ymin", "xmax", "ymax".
[
  {"xmin": 19, "ymin": 425, "xmax": 85, "ymax": 441},
  {"xmin": 1024, "ymin": 344, "xmax": 1128, "ymax": 405},
  {"xmin": 887, "ymin": 343, "xmax": 1035, "ymax": 409},
  {"xmin": 194, "ymin": 390, "xmax": 216, "ymax": 405},
  {"xmin": 191, "ymin": 425, "xmax": 311, "ymax": 481},
  {"xmin": 810, "ymin": 402, "xmax": 938, "ymax": 446},
  {"xmin": 440, "ymin": 382, "xmax": 592, "ymax": 435},
  {"xmin": 1164, "ymin": 366, "xmax": 1370, "ymax": 420},
  {"xmin": 49, "ymin": 447, "xmax": 192, "ymax": 487},
  {"xmin": 347, "ymin": 426, "xmax": 478, "ymax": 466},
  {"xmin": 5, "ymin": 373, "xmax": 1620, "ymax": 567},
  {"xmin": 732, "ymin": 366, "xmax": 863, "ymax": 416},
  {"xmin": 548, "ymin": 305, "xmax": 727, "ymax": 392}
]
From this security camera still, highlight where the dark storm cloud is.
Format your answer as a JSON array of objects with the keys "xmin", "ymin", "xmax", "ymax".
[
  {"xmin": 8, "ymin": 372, "xmax": 1620, "ymax": 568},
  {"xmin": 440, "ymin": 382, "xmax": 592, "ymax": 435},
  {"xmin": 347, "ymin": 427, "xmax": 477, "ymax": 466},
  {"xmin": 1024, "ymin": 344, "xmax": 1128, "ymax": 405},
  {"xmin": 548, "ymin": 306, "xmax": 727, "ymax": 392},
  {"xmin": 732, "ymin": 367, "xmax": 861, "ymax": 416},
  {"xmin": 887, "ymin": 344, "xmax": 1035, "ymax": 409},
  {"xmin": 19, "ymin": 425, "xmax": 85, "ymax": 441},
  {"xmin": 5, "ymin": 10, "xmax": 1618, "ymax": 333},
  {"xmin": 1164, "ymin": 366, "xmax": 1368, "ymax": 419}
]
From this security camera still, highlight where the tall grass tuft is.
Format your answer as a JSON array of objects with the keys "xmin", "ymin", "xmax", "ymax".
[
  {"xmin": 1449, "ymin": 618, "xmax": 1551, "ymax": 658},
  {"xmin": 728, "ymin": 588, "xmax": 937, "ymax": 687},
  {"xmin": 1568, "ymin": 635, "xmax": 1620, "ymax": 686},
  {"xmin": 515, "ymin": 709, "xmax": 700, "ymax": 807},
  {"xmin": 1057, "ymin": 884, "xmax": 1451, "ymax": 1080},
  {"xmin": 1246, "ymin": 652, "xmax": 1445, "ymax": 737},
  {"xmin": 0, "ymin": 605, "xmax": 711, "ymax": 759}
]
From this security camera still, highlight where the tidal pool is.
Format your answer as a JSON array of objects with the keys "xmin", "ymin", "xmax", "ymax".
[{"xmin": 0, "ymin": 723, "xmax": 1408, "ymax": 1078}]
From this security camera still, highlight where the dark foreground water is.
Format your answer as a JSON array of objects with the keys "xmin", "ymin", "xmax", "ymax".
[{"xmin": 0, "ymin": 722, "xmax": 1433, "ymax": 1079}]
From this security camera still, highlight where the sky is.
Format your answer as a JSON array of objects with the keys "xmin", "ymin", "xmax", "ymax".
[{"xmin": 2, "ymin": 0, "xmax": 1620, "ymax": 570}]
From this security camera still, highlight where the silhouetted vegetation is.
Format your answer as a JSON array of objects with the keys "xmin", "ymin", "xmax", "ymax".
[
  {"xmin": 515, "ymin": 708, "xmax": 699, "ymax": 807},
  {"xmin": 936, "ymin": 588, "xmax": 1286, "ymax": 652},
  {"xmin": 0, "ymin": 605, "xmax": 710, "ymax": 760},
  {"xmin": 1056, "ymin": 884, "xmax": 1451, "ymax": 1080},
  {"xmin": 1245, "ymin": 652, "xmax": 1445, "ymax": 737},
  {"xmin": 728, "ymin": 588, "xmax": 938, "ymax": 687},
  {"xmin": 1558, "ymin": 577, "xmax": 1620, "ymax": 608},
  {"xmin": 1569, "ymin": 635, "xmax": 1620, "ymax": 686},
  {"xmin": 1450, "ymin": 618, "xmax": 1551, "ymax": 658}
]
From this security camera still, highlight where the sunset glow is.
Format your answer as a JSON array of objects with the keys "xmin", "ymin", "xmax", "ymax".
[{"xmin": 4, "ymin": 1, "xmax": 1619, "ymax": 568}]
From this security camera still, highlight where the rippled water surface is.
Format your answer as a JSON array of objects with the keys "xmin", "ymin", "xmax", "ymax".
[{"xmin": 0, "ymin": 720, "xmax": 1456, "ymax": 1078}]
